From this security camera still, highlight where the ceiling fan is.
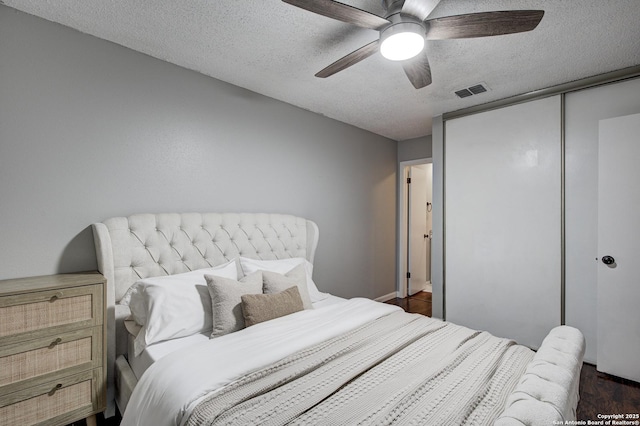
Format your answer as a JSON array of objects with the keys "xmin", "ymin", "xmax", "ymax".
[{"xmin": 282, "ymin": 0, "xmax": 544, "ymax": 89}]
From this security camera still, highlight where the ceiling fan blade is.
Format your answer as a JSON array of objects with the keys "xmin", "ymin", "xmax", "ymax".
[
  {"xmin": 425, "ymin": 10, "xmax": 544, "ymax": 40},
  {"xmin": 316, "ymin": 40, "xmax": 380, "ymax": 78},
  {"xmin": 283, "ymin": 0, "xmax": 390, "ymax": 30},
  {"xmin": 401, "ymin": 0, "xmax": 441, "ymax": 21},
  {"xmin": 402, "ymin": 50, "xmax": 432, "ymax": 89}
]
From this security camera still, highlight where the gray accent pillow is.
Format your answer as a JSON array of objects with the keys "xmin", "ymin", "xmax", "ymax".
[
  {"xmin": 241, "ymin": 286, "xmax": 304, "ymax": 327},
  {"xmin": 262, "ymin": 264, "xmax": 313, "ymax": 309},
  {"xmin": 205, "ymin": 271, "xmax": 263, "ymax": 338}
]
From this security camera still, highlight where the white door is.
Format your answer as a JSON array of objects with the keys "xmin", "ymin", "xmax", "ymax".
[
  {"xmin": 408, "ymin": 165, "xmax": 430, "ymax": 295},
  {"xmin": 445, "ymin": 95, "xmax": 562, "ymax": 349},
  {"xmin": 597, "ymin": 112, "xmax": 640, "ymax": 382}
]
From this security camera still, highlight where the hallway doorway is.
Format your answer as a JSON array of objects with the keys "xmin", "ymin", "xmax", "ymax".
[{"xmin": 398, "ymin": 159, "xmax": 433, "ymax": 298}]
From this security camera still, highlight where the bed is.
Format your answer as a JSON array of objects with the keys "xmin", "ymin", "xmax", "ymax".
[{"xmin": 92, "ymin": 212, "xmax": 585, "ymax": 425}]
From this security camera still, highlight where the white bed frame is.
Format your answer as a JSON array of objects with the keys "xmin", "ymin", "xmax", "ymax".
[
  {"xmin": 92, "ymin": 212, "xmax": 319, "ymax": 417},
  {"xmin": 93, "ymin": 212, "xmax": 585, "ymax": 424}
]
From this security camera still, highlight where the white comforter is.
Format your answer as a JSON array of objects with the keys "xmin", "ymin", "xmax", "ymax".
[{"xmin": 121, "ymin": 298, "xmax": 403, "ymax": 426}]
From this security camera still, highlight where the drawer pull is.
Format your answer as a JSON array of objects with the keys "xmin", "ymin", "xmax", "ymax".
[
  {"xmin": 49, "ymin": 292, "xmax": 63, "ymax": 302},
  {"xmin": 48, "ymin": 337, "xmax": 62, "ymax": 349},
  {"xmin": 48, "ymin": 383, "xmax": 63, "ymax": 396}
]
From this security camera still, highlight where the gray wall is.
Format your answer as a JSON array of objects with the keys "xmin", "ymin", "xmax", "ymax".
[
  {"xmin": 397, "ymin": 135, "xmax": 432, "ymax": 162},
  {"xmin": 0, "ymin": 5, "xmax": 397, "ymax": 299}
]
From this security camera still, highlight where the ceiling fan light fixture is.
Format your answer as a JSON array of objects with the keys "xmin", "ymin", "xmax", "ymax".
[{"xmin": 380, "ymin": 22, "xmax": 425, "ymax": 61}]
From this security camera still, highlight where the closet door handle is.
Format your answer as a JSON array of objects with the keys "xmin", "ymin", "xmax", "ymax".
[{"xmin": 602, "ymin": 255, "xmax": 615, "ymax": 265}]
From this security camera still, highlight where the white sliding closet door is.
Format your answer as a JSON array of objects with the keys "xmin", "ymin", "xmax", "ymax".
[
  {"xmin": 445, "ymin": 95, "xmax": 562, "ymax": 349},
  {"xmin": 597, "ymin": 112, "xmax": 640, "ymax": 382}
]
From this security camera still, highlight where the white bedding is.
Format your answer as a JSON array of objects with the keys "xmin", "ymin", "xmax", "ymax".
[
  {"xmin": 121, "ymin": 298, "xmax": 399, "ymax": 426},
  {"xmin": 96, "ymin": 213, "xmax": 585, "ymax": 424},
  {"xmin": 128, "ymin": 332, "xmax": 210, "ymax": 380},
  {"xmin": 127, "ymin": 294, "xmax": 348, "ymax": 380},
  {"xmin": 306, "ymin": 293, "xmax": 346, "ymax": 308}
]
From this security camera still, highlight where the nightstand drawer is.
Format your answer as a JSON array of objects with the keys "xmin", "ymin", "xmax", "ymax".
[
  {"xmin": 0, "ymin": 273, "xmax": 106, "ymax": 424},
  {"xmin": 0, "ymin": 326, "xmax": 102, "ymax": 394},
  {"xmin": 0, "ymin": 368, "xmax": 103, "ymax": 426},
  {"xmin": 0, "ymin": 284, "xmax": 103, "ymax": 344}
]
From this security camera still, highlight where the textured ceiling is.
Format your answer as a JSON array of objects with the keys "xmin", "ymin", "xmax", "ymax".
[{"xmin": 3, "ymin": 0, "xmax": 640, "ymax": 140}]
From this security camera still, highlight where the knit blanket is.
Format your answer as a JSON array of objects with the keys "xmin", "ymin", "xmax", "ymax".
[{"xmin": 185, "ymin": 311, "xmax": 534, "ymax": 426}]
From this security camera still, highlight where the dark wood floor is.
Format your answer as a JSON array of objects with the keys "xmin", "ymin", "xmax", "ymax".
[
  {"xmin": 388, "ymin": 291, "xmax": 640, "ymax": 422},
  {"xmin": 68, "ymin": 412, "xmax": 121, "ymax": 426},
  {"xmin": 385, "ymin": 290, "xmax": 432, "ymax": 317},
  {"xmin": 577, "ymin": 363, "xmax": 640, "ymax": 420}
]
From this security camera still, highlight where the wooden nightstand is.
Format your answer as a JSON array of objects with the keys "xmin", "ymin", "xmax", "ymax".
[{"xmin": 0, "ymin": 272, "xmax": 106, "ymax": 426}]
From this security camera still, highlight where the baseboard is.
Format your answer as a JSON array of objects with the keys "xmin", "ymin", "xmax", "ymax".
[
  {"xmin": 406, "ymin": 282, "xmax": 432, "ymax": 297},
  {"xmin": 375, "ymin": 292, "xmax": 399, "ymax": 302},
  {"xmin": 377, "ymin": 285, "xmax": 431, "ymax": 302}
]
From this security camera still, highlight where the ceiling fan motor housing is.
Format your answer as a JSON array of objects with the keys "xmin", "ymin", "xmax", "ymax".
[
  {"xmin": 382, "ymin": 0, "xmax": 404, "ymax": 15},
  {"xmin": 382, "ymin": 12, "xmax": 426, "ymax": 31},
  {"xmin": 379, "ymin": 19, "xmax": 426, "ymax": 46}
]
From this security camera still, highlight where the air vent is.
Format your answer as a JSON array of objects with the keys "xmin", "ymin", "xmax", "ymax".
[
  {"xmin": 468, "ymin": 84, "xmax": 487, "ymax": 95},
  {"xmin": 455, "ymin": 89, "xmax": 473, "ymax": 98},
  {"xmin": 454, "ymin": 83, "xmax": 489, "ymax": 99}
]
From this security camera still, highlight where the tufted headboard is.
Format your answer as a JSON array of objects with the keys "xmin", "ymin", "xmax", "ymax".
[{"xmin": 92, "ymin": 212, "xmax": 319, "ymax": 417}]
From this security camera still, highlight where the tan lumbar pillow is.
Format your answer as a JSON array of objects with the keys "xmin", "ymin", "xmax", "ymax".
[{"xmin": 241, "ymin": 286, "xmax": 304, "ymax": 327}]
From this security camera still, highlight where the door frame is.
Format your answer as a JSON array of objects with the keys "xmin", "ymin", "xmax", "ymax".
[{"xmin": 397, "ymin": 158, "xmax": 432, "ymax": 298}]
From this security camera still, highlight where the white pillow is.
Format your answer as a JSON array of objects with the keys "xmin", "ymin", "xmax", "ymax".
[
  {"xmin": 123, "ymin": 260, "xmax": 238, "ymax": 356},
  {"xmin": 239, "ymin": 257, "xmax": 329, "ymax": 303}
]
